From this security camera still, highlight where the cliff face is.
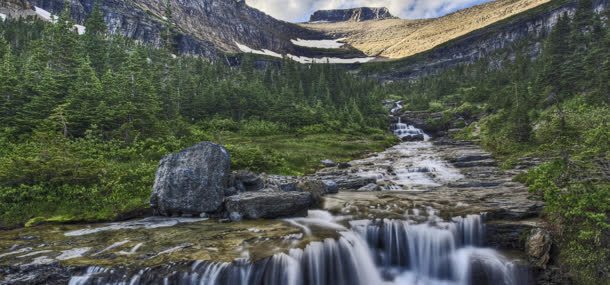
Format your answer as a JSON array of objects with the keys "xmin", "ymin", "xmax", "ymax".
[
  {"xmin": 366, "ymin": 0, "xmax": 609, "ymax": 81},
  {"xmin": 309, "ymin": 7, "xmax": 396, "ymax": 22},
  {"xmin": 21, "ymin": 0, "xmax": 320, "ymax": 57}
]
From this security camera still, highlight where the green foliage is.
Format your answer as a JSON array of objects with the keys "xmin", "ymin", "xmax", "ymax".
[
  {"xmin": 239, "ymin": 120, "xmax": 284, "ymax": 137},
  {"xmin": 0, "ymin": 15, "xmax": 395, "ymax": 228},
  {"xmin": 387, "ymin": 4, "xmax": 610, "ymax": 283}
]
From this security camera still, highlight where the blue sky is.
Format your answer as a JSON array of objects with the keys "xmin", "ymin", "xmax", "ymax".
[{"xmin": 246, "ymin": 0, "xmax": 491, "ymax": 22}]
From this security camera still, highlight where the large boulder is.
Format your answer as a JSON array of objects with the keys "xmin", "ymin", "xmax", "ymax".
[
  {"xmin": 225, "ymin": 191, "xmax": 313, "ymax": 220},
  {"xmin": 151, "ymin": 142, "xmax": 231, "ymax": 216}
]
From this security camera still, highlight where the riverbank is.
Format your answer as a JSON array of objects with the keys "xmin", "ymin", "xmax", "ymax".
[{"xmin": 0, "ymin": 135, "xmax": 550, "ymax": 284}]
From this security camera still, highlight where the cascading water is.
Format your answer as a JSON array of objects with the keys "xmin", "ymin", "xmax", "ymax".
[
  {"xmin": 392, "ymin": 118, "xmax": 426, "ymax": 142},
  {"xmin": 69, "ymin": 211, "xmax": 529, "ymax": 285}
]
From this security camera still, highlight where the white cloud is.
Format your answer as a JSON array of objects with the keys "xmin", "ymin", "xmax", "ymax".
[{"xmin": 246, "ymin": 0, "xmax": 490, "ymax": 22}]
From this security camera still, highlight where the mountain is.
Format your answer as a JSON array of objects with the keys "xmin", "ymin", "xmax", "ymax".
[
  {"xmin": 2, "ymin": 0, "xmax": 601, "ymax": 67},
  {"xmin": 309, "ymin": 7, "xmax": 396, "ymax": 23},
  {"xmin": 3, "ymin": 0, "xmax": 322, "ymax": 58},
  {"xmin": 362, "ymin": 0, "xmax": 609, "ymax": 80},
  {"xmin": 301, "ymin": 0, "xmax": 551, "ymax": 59}
]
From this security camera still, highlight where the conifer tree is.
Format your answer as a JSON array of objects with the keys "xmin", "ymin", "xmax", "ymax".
[
  {"xmin": 84, "ymin": 2, "xmax": 108, "ymax": 74},
  {"xmin": 66, "ymin": 57, "xmax": 103, "ymax": 136},
  {"xmin": 0, "ymin": 47, "xmax": 20, "ymax": 126}
]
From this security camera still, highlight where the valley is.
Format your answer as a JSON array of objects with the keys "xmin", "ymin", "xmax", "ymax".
[{"xmin": 0, "ymin": 0, "xmax": 608, "ymax": 284}]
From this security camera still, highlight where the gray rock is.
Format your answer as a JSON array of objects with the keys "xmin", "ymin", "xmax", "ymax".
[
  {"xmin": 322, "ymin": 180, "xmax": 339, "ymax": 194},
  {"xmin": 356, "ymin": 183, "xmax": 381, "ymax": 192},
  {"xmin": 233, "ymin": 170, "xmax": 264, "ymax": 192},
  {"xmin": 224, "ymin": 191, "xmax": 313, "ymax": 219},
  {"xmin": 400, "ymin": 134, "xmax": 425, "ymax": 142},
  {"xmin": 151, "ymin": 142, "xmax": 231, "ymax": 216},
  {"xmin": 265, "ymin": 175, "xmax": 299, "ymax": 192},
  {"xmin": 338, "ymin": 162, "xmax": 352, "ymax": 169},
  {"xmin": 296, "ymin": 180, "xmax": 330, "ymax": 207},
  {"xmin": 321, "ymin": 159, "xmax": 337, "ymax": 167},
  {"xmin": 335, "ymin": 177, "xmax": 377, "ymax": 190},
  {"xmin": 526, "ymin": 228, "xmax": 552, "ymax": 268}
]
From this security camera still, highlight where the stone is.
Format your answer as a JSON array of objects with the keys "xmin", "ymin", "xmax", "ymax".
[
  {"xmin": 321, "ymin": 159, "xmax": 337, "ymax": 167},
  {"xmin": 151, "ymin": 142, "xmax": 231, "ymax": 216},
  {"xmin": 400, "ymin": 134, "xmax": 425, "ymax": 142},
  {"xmin": 356, "ymin": 183, "xmax": 381, "ymax": 192},
  {"xmin": 224, "ymin": 191, "xmax": 313, "ymax": 219},
  {"xmin": 322, "ymin": 180, "xmax": 339, "ymax": 194},
  {"xmin": 338, "ymin": 162, "xmax": 352, "ymax": 169},
  {"xmin": 233, "ymin": 170, "xmax": 264, "ymax": 192},
  {"xmin": 335, "ymin": 177, "xmax": 377, "ymax": 190},
  {"xmin": 526, "ymin": 228, "xmax": 552, "ymax": 268},
  {"xmin": 296, "ymin": 180, "xmax": 330, "ymax": 207},
  {"xmin": 265, "ymin": 175, "xmax": 299, "ymax": 192}
]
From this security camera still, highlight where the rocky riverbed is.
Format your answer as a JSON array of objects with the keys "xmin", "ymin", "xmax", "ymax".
[{"xmin": 0, "ymin": 133, "xmax": 550, "ymax": 285}]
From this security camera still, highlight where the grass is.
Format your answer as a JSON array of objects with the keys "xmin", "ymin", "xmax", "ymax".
[
  {"xmin": 1, "ymin": 131, "xmax": 397, "ymax": 228},
  {"xmin": 221, "ymin": 132, "xmax": 397, "ymax": 175}
]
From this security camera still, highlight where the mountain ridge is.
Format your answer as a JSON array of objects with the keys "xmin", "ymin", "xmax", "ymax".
[{"xmin": 309, "ymin": 7, "xmax": 396, "ymax": 22}]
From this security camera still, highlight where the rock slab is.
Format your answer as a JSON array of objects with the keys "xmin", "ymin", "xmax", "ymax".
[
  {"xmin": 151, "ymin": 142, "xmax": 231, "ymax": 216},
  {"xmin": 225, "ymin": 191, "xmax": 313, "ymax": 220}
]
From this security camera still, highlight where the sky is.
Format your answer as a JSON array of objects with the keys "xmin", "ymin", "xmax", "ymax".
[{"xmin": 246, "ymin": 0, "xmax": 491, "ymax": 22}]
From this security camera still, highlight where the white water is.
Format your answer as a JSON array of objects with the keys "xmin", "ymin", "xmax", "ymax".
[
  {"xmin": 64, "ymin": 216, "xmax": 208, "ymax": 237},
  {"xmin": 69, "ymin": 210, "xmax": 527, "ymax": 285}
]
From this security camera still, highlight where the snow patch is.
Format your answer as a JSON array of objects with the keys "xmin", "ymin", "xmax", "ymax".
[
  {"xmin": 0, "ymin": 13, "xmax": 7, "ymax": 21},
  {"xmin": 286, "ymin": 54, "xmax": 375, "ymax": 64},
  {"xmin": 235, "ymin": 42, "xmax": 376, "ymax": 64},
  {"xmin": 74, "ymin": 24, "xmax": 86, "ymax": 35},
  {"xmin": 291, "ymin": 38, "xmax": 346, "ymax": 49},
  {"xmin": 235, "ymin": 42, "xmax": 283, "ymax": 58},
  {"xmin": 34, "ymin": 6, "xmax": 56, "ymax": 22}
]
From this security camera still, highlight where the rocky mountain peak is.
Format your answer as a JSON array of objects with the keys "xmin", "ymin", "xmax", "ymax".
[{"xmin": 309, "ymin": 7, "xmax": 396, "ymax": 22}]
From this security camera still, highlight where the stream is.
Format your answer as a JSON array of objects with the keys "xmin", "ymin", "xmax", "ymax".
[{"xmin": 0, "ymin": 103, "xmax": 543, "ymax": 285}]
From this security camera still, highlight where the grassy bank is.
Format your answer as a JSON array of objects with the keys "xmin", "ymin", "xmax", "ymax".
[{"xmin": 0, "ymin": 130, "xmax": 396, "ymax": 229}]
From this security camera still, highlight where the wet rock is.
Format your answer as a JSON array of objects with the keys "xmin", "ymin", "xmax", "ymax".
[
  {"xmin": 338, "ymin": 162, "xmax": 352, "ymax": 169},
  {"xmin": 526, "ymin": 228, "xmax": 551, "ymax": 268},
  {"xmin": 356, "ymin": 183, "xmax": 381, "ymax": 192},
  {"xmin": 296, "ymin": 180, "xmax": 330, "ymax": 207},
  {"xmin": 334, "ymin": 177, "xmax": 377, "ymax": 190},
  {"xmin": 400, "ymin": 134, "xmax": 425, "ymax": 142},
  {"xmin": 233, "ymin": 170, "xmax": 265, "ymax": 192},
  {"xmin": 224, "ymin": 191, "xmax": 313, "ymax": 219},
  {"xmin": 452, "ymin": 159, "xmax": 497, "ymax": 168},
  {"xmin": 1, "ymin": 263, "xmax": 77, "ymax": 285},
  {"xmin": 224, "ymin": 187, "xmax": 239, "ymax": 197},
  {"xmin": 449, "ymin": 153, "xmax": 493, "ymax": 163},
  {"xmin": 321, "ymin": 159, "xmax": 337, "ymax": 167},
  {"xmin": 151, "ymin": 142, "xmax": 231, "ymax": 216},
  {"xmin": 322, "ymin": 180, "xmax": 339, "ymax": 194},
  {"xmin": 264, "ymin": 175, "xmax": 299, "ymax": 192}
]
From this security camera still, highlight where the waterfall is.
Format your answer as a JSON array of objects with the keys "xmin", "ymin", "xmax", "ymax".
[
  {"xmin": 69, "ymin": 212, "xmax": 528, "ymax": 285},
  {"xmin": 391, "ymin": 117, "xmax": 426, "ymax": 141}
]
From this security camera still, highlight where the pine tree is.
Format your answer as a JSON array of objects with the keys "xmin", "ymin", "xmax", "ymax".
[
  {"xmin": 539, "ymin": 14, "xmax": 571, "ymax": 101},
  {"xmin": 66, "ymin": 57, "xmax": 103, "ymax": 136},
  {"xmin": 162, "ymin": 0, "xmax": 177, "ymax": 53},
  {"xmin": 0, "ymin": 47, "xmax": 21, "ymax": 127},
  {"xmin": 84, "ymin": 2, "xmax": 108, "ymax": 74}
]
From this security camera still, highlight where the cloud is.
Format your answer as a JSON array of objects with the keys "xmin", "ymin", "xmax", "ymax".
[{"xmin": 246, "ymin": 0, "xmax": 490, "ymax": 22}]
